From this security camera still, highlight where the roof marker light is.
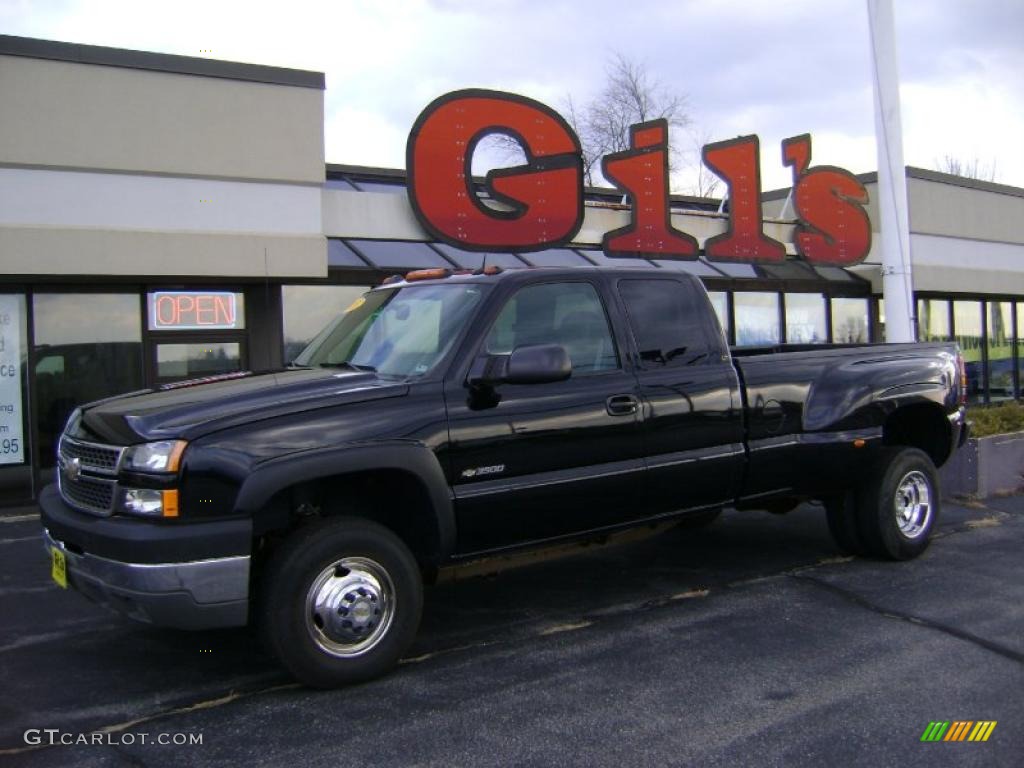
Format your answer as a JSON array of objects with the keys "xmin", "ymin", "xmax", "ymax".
[{"xmin": 405, "ymin": 268, "xmax": 451, "ymax": 281}]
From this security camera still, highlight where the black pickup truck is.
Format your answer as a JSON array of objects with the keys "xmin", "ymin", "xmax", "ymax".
[{"xmin": 41, "ymin": 266, "xmax": 968, "ymax": 687}]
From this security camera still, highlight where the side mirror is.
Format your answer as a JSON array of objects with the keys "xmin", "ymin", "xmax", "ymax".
[
  {"xmin": 506, "ymin": 343, "xmax": 572, "ymax": 384},
  {"xmin": 470, "ymin": 344, "xmax": 572, "ymax": 387}
]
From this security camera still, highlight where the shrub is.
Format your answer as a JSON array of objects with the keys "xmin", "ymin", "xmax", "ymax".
[{"xmin": 968, "ymin": 401, "xmax": 1024, "ymax": 438}]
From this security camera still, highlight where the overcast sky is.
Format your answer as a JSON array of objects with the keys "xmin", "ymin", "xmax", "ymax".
[{"xmin": 3, "ymin": 0, "xmax": 1022, "ymax": 192}]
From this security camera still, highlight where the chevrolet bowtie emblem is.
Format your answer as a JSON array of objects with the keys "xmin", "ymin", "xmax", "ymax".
[{"xmin": 63, "ymin": 457, "xmax": 82, "ymax": 483}]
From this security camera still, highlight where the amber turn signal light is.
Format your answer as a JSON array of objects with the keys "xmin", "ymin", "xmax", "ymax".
[{"xmin": 162, "ymin": 490, "xmax": 179, "ymax": 518}]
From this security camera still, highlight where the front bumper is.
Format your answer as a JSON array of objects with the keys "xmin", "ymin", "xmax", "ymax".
[
  {"xmin": 39, "ymin": 484, "xmax": 251, "ymax": 630},
  {"xmin": 43, "ymin": 527, "xmax": 249, "ymax": 629}
]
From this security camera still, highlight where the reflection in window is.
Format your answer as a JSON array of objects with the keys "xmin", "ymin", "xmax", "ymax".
[
  {"xmin": 619, "ymin": 279, "xmax": 715, "ymax": 366},
  {"xmin": 734, "ymin": 292, "xmax": 780, "ymax": 346},
  {"xmin": 954, "ymin": 300, "xmax": 983, "ymax": 404},
  {"xmin": 918, "ymin": 299, "xmax": 951, "ymax": 341},
  {"xmin": 296, "ymin": 285, "xmax": 485, "ymax": 378},
  {"xmin": 707, "ymin": 291, "xmax": 729, "ymax": 340},
  {"xmin": 486, "ymin": 282, "xmax": 618, "ymax": 373},
  {"xmin": 785, "ymin": 294, "xmax": 826, "ymax": 343},
  {"xmin": 33, "ymin": 293, "xmax": 143, "ymax": 466},
  {"xmin": 157, "ymin": 343, "xmax": 241, "ymax": 380},
  {"xmin": 987, "ymin": 301, "xmax": 1013, "ymax": 401},
  {"xmin": 282, "ymin": 285, "xmax": 369, "ymax": 363},
  {"xmin": 831, "ymin": 298, "xmax": 869, "ymax": 343}
]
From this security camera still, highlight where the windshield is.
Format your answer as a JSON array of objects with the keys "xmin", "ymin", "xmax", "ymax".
[{"xmin": 293, "ymin": 283, "xmax": 487, "ymax": 378}]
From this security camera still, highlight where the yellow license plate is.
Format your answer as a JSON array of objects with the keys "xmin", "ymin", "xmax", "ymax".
[{"xmin": 51, "ymin": 547, "xmax": 67, "ymax": 589}]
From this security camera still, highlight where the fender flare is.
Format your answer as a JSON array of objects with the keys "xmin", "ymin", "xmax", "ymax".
[{"xmin": 234, "ymin": 441, "xmax": 456, "ymax": 560}]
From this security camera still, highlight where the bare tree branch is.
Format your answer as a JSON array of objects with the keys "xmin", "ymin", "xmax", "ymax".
[
  {"xmin": 579, "ymin": 52, "xmax": 692, "ymax": 185},
  {"xmin": 474, "ymin": 51, "xmax": 695, "ymax": 193},
  {"xmin": 561, "ymin": 93, "xmax": 597, "ymax": 186},
  {"xmin": 935, "ymin": 154, "xmax": 997, "ymax": 182}
]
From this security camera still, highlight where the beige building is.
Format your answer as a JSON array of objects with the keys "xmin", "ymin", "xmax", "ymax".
[{"xmin": 2, "ymin": 34, "xmax": 1022, "ymax": 504}]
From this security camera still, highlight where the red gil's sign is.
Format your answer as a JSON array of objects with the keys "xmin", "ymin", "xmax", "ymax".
[{"xmin": 406, "ymin": 89, "xmax": 871, "ymax": 266}]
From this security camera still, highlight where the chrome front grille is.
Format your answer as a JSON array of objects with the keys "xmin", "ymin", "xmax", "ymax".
[
  {"xmin": 57, "ymin": 437, "xmax": 125, "ymax": 517},
  {"xmin": 59, "ymin": 438, "xmax": 123, "ymax": 473},
  {"xmin": 59, "ymin": 473, "xmax": 117, "ymax": 515}
]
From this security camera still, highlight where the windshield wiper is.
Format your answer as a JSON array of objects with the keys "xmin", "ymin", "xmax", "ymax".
[{"xmin": 319, "ymin": 361, "xmax": 377, "ymax": 373}]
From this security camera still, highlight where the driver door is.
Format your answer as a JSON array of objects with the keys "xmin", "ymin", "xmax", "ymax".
[{"xmin": 443, "ymin": 278, "xmax": 645, "ymax": 554}]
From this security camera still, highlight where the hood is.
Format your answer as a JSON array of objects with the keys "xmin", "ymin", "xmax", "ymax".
[{"xmin": 78, "ymin": 368, "xmax": 409, "ymax": 444}]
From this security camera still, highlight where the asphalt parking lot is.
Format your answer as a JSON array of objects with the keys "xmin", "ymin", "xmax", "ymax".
[{"xmin": 1, "ymin": 495, "xmax": 1022, "ymax": 767}]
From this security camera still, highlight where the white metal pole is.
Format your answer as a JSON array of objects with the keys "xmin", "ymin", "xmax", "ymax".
[{"xmin": 867, "ymin": 0, "xmax": 916, "ymax": 342}]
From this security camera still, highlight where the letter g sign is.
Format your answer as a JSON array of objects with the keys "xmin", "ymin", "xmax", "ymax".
[{"xmin": 406, "ymin": 89, "xmax": 584, "ymax": 252}]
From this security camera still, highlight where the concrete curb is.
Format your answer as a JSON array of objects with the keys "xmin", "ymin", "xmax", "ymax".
[{"xmin": 940, "ymin": 430, "xmax": 1024, "ymax": 499}]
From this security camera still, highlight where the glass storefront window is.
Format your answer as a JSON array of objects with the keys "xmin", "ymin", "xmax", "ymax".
[
  {"xmin": 1018, "ymin": 303, "xmax": 1024, "ymax": 400},
  {"xmin": 707, "ymin": 291, "xmax": 729, "ymax": 341},
  {"xmin": 156, "ymin": 343, "xmax": 241, "ymax": 380},
  {"xmin": 785, "ymin": 294, "xmax": 826, "ymax": 343},
  {"xmin": 918, "ymin": 299, "xmax": 951, "ymax": 341},
  {"xmin": 734, "ymin": 292, "xmax": 780, "ymax": 346},
  {"xmin": 831, "ymin": 298, "xmax": 869, "ymax": 343},
  {"xmin": 282, "ymin": 285, "xmax": 370, "ymax": 363},
  {"xmin": 953, "ymin": 300, "xmax": 984, "ymax": 404},
  {"xmin": 987, "ymin": 301, "xmax": 1013, "ymax": 401},
  {"xmin": 33, "ymin": 293, "xmax": 143, "ymax": 466}
]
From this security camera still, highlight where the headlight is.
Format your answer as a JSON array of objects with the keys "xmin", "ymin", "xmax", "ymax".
[
  {"xmin": 123, "ymin": 441, "xmax": 187, "ymax": 472},
  {"xmin": 121, "ymin": 488, "xmax": 179, "ymax": 518}
]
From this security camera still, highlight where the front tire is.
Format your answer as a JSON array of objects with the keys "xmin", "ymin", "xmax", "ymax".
[
  {"xmin": 855, "ymin": 447, "xmax": 940, "ymax": 560},
  {"xmin": 258, "ymin": 516, "xmax": 423, "ymax": 688}
]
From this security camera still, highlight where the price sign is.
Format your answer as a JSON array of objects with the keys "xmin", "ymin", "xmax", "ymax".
[{"xmin": 0, "ymin": 296, "xmax": 25, "ymax": 465}]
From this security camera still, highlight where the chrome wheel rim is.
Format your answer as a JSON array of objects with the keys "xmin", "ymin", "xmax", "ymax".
[
  {"xmin": 894, "ymin": 470, "xmax": 932, "ymax": 538},
  {"xmin": 304, "ymin": 557, "xmax": 395, "ymax": 657}
]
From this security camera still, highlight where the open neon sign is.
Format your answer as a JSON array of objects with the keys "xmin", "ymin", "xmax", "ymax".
[
  {"xmin": 406, "ymin": 89, "xmax": 871, "ymax": 266},
  {"xmin": 150, "ymin": 292, "xmax": 238, "ymax": 330}
]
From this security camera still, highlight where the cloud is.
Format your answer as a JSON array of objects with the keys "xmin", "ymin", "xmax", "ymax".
[{"xmin": 2, "ymin": 0, "xmax": 1022, "ymax": 188}]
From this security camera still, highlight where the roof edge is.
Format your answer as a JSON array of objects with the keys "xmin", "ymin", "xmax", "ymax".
[
  {"xmin": 763, "ymin": 166, "xmax": 1024, "ymax": 201},
  {"xmin": 0, "ymin": 34, "xmax": 324, "ymax": 90}
]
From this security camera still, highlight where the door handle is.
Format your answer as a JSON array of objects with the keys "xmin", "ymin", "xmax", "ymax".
[{"xmin": 606, "ymin": 394, "xmax": 639, "ymax": 416}]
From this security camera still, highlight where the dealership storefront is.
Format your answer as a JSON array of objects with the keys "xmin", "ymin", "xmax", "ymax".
[{"xmin": 2, "ymin": 35, "xmax": 1024, "ymax": 505}]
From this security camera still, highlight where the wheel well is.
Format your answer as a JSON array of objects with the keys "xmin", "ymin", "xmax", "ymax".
[
  {"xmin": 261, "ymin": 469, "xmax": 443, "ymax": 573},
  {"xmin": 882, "ymin": 403, "xmax": 952, "ymax": 467}
]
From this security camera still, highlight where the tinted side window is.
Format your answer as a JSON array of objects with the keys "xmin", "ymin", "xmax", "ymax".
[
  {"xmin": 619, "ymin": 279, "xmax": 714, "ymax": 365},
  {"xmin": 485, "ymin": 282, "xmax": 619, "ymax": 373}
]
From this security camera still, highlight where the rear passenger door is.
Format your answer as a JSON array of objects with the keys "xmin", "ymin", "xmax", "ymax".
[{"xmin": 616, "ymin": 277, "xmax": 745, "ymax": 515}]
